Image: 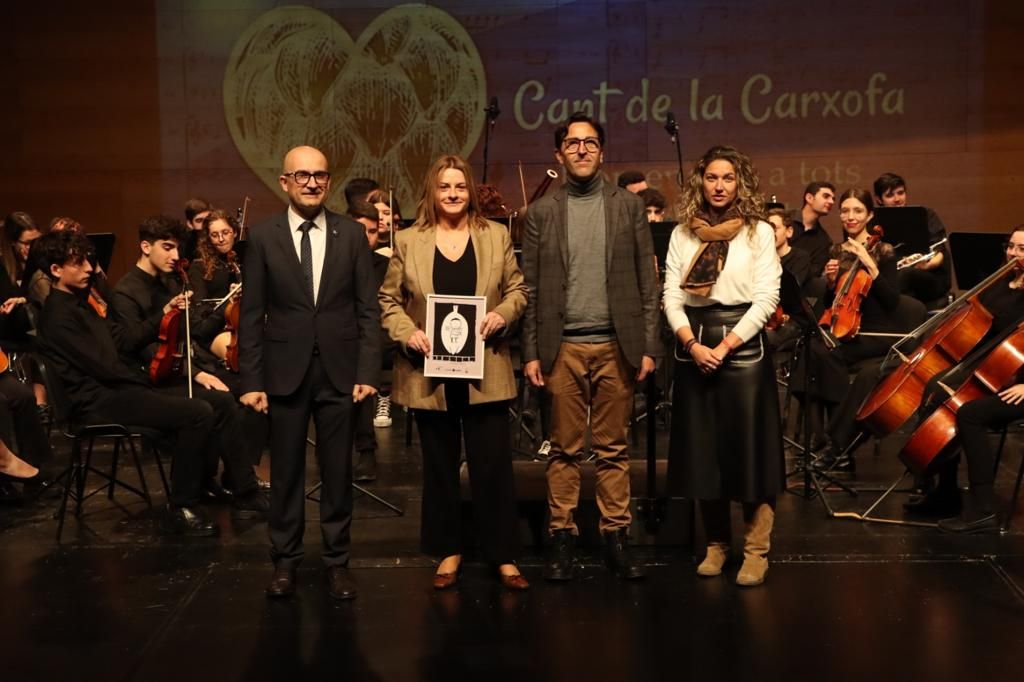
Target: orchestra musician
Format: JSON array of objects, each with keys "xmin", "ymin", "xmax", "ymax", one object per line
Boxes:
[
  {"xmin": 239, "ymin": 145, "xmax": 380, "ymax": 601},
  {"xmin": 663, "ymin": 145, "xmax": 782, "ymax": 587},
  {"xmin": 788, "ymin": 181, "xmax": 836, "ymax": 277},
  {"xmin": 794, "ymin": 188, "xmax": 901, "ymax": 472},
  {"xmin": 522, "ymin": 112, "xmax": 659, "ymax": 582},
  {"xmin": 379, "ymin": 154, "xmax": 529, "ymax": 590},
  {"xmin": 107, "ymin": 215, "xmax": 269, "ymax": 514},
  {"xmin": 902, "ymin": 226, "xmax": 1024, "ymax": 525},
  {"xmin": 35, "ymin": 230, "xmax": 224, "ymax": 535}
]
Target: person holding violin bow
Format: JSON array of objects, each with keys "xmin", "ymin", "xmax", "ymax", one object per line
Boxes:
[
  {"xmin": 107, "ymin": 215, "xmax": 269, "ymax": 515},
  {"xmin": 792, "ymin": 188, "xmax": 901, "ymax": 473}
]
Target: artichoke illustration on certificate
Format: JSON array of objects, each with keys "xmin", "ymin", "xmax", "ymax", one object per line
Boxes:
[{"xmin": 424, "ymin": 295, "xmax": 486, "ymax": 380}]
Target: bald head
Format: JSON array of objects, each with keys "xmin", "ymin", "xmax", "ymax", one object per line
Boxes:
[{"xmin": 279, "ymin": 145, "xmax": 331, "ymax": 218}]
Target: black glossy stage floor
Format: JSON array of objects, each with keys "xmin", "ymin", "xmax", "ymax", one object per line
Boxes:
[{"xmin": 2, "ymin": 411, "xmax": 1024, "ymax": 682}]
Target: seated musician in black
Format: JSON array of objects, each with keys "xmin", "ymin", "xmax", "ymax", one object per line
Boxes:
[
  {"xmin": 792, "ymin": 189, "xmax": 900, "ymax": 472},
  {"xmin": 904, "ymin": 226, "xmax": 1024, "ymax": 528},
  {"xmin": 874, "ymin": 172, "xmax": 951, "ymax": 305},
  {"xmin": 35, "ymin": 230, "xmax": 221, "ymax": 534},
  {"xmin": 108, "ymin": 215, "xmax": 268, "ymax": 510}
]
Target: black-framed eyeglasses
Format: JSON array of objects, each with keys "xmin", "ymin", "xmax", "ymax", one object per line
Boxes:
[
  {"xmin": 1006, "ymin": 242, "xmax": 1024, "ymax": 253},
  {"xmin": 284, "ymin": 170, "xmax": 331, "ymax": 186},
  {"xmin": 562, "ymin": 137, "xmax": 600, "ymax": 153}
]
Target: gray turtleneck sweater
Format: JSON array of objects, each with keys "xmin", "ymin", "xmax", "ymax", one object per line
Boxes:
[{"xmin": 564, "ymin": 175, "xmax": 614, "ymax": 343}]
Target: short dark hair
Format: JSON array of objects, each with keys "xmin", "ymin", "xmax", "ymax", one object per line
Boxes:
[
  {"xmin": 139, "ymin": 215, "xmax": 187, "ymax": 245},
  {"xmin": 766, "ymin": 207, "xmax": 794, "ymax": 228},
  {"xmin": 184, "ymin": 198, "xmax": 211, "ymax": 222},
  {"xmin": 873, "ymin": 172, "xmax": 906, "ymax": 199},
  {"xmin": 35, "ymin": 230, "xmax": 94, "ymax": 281},
  {"xmin": 347, "ymin": 199, "xmax": 379, "ymax": 223},
  {"xmin": 638, "ymin": 188, "xmax": 666, "ymax": 210},
  {"xmin": 802, "ymin": 181, "xmax": 836, "ymax": 205},
  {"xmin": 344, "ymin": 178, "xmax": 380, "ymax": 208},
  {"xmin": 554, "ymin": 112, "xmax": 606, "ymax": 149},
  {"xmin": 617, "ymin": 170, "xmax": 646, "ymax": 189}
]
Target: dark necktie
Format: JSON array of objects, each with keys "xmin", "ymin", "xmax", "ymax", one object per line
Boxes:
[{"xmin": 299, "ymin": 220, "xmax": 314, "ymax": 302}]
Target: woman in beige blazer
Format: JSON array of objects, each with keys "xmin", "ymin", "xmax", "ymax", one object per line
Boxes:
[{"xmin": 379, "ymin": 154, "xmax": 529, "ymax": 591}]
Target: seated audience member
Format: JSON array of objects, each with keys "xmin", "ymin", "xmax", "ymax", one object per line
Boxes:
[
  {"xmin": 638, "ymin": 188, "xmax": 668, "ymax": 223},
  {"xmin": 873, "ymin": 172, "xmax": 951, "ymax": 305},
  {"xmin": 617, "ymin": 170, "xmax": 648, "ymax": 193},
  {"xmin": 788, "ymin": 181, "xmax": 836, "ymax": 277}
]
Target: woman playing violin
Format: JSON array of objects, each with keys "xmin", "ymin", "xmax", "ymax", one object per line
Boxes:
[
  {"xmin": 189, "ymin": 209, "xmax": 242, "ymax": 302},
  {"xmin": 794, "ymin": 188, "xmax": 901, "ymax": 472}
]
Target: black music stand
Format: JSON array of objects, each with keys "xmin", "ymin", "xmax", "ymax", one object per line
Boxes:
[
  {"xmin": 304, "ymin": 437, "xmax": 403, "ymax": 516},
  {"xmin": 86, "ymin": 233, "xmax": 116, "ymax": 272},
  {"xmin": 949, "ymin": 231, "xmax": 1006, "ymax": 290},
  {"xmin": 871, "ymin": 207, "xmax": 930, "ymax": 260},
  {"xmin": 648, "ymin": 220, "xmax": 677, "ymax": 273},
  {"xmin": 778, "ymin": 270, "xmax": 856, "ymax": 500}
]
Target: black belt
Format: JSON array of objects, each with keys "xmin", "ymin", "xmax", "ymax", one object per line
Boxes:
[{"xmin": 563, "ymin": 327, "xmax": 614, "ymax": 337}]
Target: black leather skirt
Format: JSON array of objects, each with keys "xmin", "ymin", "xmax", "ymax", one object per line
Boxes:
[{"xmin": 667, "ymin": 304, "xmax": 785, "ymax": 501}]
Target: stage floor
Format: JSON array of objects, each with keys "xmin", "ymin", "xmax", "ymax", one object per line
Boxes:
[{"xmin": 2, "ymin": 413, "xmax": 1024, "ymax": 681}]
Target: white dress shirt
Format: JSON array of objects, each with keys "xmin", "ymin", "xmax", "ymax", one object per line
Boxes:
[
  {"xmin": 662, "ymin": 220, "xmax": 781, "ymax": 343},
  {"xmin": 287, "ymin": 205, "xmax": 327, "ymax": 305}
]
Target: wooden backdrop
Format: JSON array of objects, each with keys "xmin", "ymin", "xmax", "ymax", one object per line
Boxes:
[{"xmin": 0, "ymin": 0, "xmax": 1021, "ymax": 281}]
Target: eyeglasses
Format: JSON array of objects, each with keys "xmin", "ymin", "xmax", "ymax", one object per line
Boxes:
[
  {"xmin": 1006, "ymin": 242, "xmax": 1024, "ymax": 253},
  {"xmin": 208, "ymin": 229, "xmax": 235, "ymax": 242},
  {"xmin": 562, "ymin": 137, "xmax": 600, "ymax": 153},
  {"xmin": 284, "ymin": 170, "xmax": 331, "ymax": 186}
]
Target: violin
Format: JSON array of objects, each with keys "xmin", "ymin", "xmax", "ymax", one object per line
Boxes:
[
  {"xmin": 147, "ymin": 260, "xmax": 195, "ymax": 396},
  {"xmin": 900, "ymin": 320, "xmax": 1024, "ymax": 475},
  {"xmin": 819, "ymin": 226, "xmax": 884, "ymax": 341},
  {"xmin": 765, "ymin": 305, "xmax": 789, "ymax": 331}
]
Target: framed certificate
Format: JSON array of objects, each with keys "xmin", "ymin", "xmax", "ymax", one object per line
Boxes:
[{"xmin": 424, "ymin": 294, "xmax": 487, "ymax": 380}]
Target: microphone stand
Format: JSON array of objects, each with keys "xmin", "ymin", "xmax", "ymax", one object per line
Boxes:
[
  {"xmin": 482, "ymin": 98, "xmax": 500, "ymax": 183},
  {"xmin": 664, "ymin": 113, "xmax": 684, "ymax": 188}
]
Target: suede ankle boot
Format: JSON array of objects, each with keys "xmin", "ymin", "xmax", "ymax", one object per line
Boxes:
[
  {"xmin": 736, "ymin": 502, "xmax": 775, "ymax": 587},
  {"xmin": 697, "ymin": 499, "xmax": 732, "ymax": 577}
]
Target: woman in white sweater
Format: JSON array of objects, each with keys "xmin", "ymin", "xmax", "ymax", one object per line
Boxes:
[{"xmin": 662, "ymin": 145, "xmax": 783, "ymax": 587}]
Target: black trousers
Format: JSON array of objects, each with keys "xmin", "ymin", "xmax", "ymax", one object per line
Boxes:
[
  {"xmin": 268, "ymin": 354, "xmax": 354, "ymax": 569},
  {"xmin": 956, "ymin": 395, "xmax": 1024, "ymax": 486},
  {"xmin": 207, "ymin": 365, "xmax": 270, "ymax": 476},
  {"xmin": 0, "ymin": 373, "xmax": 52, "ymax": 467},
  {"xmin": 90, "ymin": 385, "xmax": 215, "ymax": 507},
  {"xmin": 415, "ymin": 384, "xmax": 519, "ymax": 563},
  {"xmin": 353, "ymin": 391, "xmax": 377, "ymax": 454}
]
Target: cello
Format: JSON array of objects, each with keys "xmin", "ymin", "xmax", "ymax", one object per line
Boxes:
[
  {"xmin": 900, "ymin": 320, "xmax": 1024, "ymax": 475},
  {"xmin": 856, "ymin": 256, "xmax": 1023, "ymax": 437},
  {"xmin": 818, "ymin": 226, "xmax": 883, "ymax": 340}
]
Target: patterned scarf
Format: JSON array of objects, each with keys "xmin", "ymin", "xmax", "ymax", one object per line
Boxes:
[{"xmin": 681, "ymin": 207, "xmax": 745, "ymax": 296}]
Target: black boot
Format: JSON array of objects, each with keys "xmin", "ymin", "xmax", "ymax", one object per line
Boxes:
[
  {"xmin": 937, "ymin": 484, "xmax": 998, "ymax": 533},
  {"xmin": 603, "ymin": 528, "xmax": 646, "ymax": 580},
  {"xmin": 544, "ymin": 529, "xmax": 576, "ymax": 581}
]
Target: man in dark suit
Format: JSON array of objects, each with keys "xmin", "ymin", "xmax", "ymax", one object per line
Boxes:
[
  {"xmin": 522, "ymin": 112, "xmax": 661, "ymax": 581},
  {"xmin": 239, "ymin": 145, "xmax": 381, "ymax": 600}
]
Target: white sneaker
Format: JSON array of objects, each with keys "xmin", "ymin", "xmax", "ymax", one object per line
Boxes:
[{"xmin": 373, "ymin": 394, "xmax": 392, "ymax": 428}]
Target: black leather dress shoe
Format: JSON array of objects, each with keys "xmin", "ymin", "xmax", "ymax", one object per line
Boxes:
[
  {"xmin": 201, "ymin": 479, "xmax": 234, "ymax": 503},
  {"xmin": 326, "ymin": 566, "xmax": 358, "ymax": 600},
  {"xmin": 266, "ymin": 567, "xmax": 296, "ymax": 598},
  {"xmin": 232, "ymin": 489, "xmax": 270, "ymax": 519},
  {"xmin": 255, "ymin": 476, "xmax": 271, "ymax": 491},
  {"xmin": 937, "ymin": 512, "xmax": 999, "ymax": 534},
  {"xmin": 164, "ymin": 505, "xmax": 218, "ymax": 537}
]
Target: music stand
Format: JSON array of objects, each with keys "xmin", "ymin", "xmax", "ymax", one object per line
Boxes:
[
  {"xmin": 871, "ymin": 207, "xmax": 930, "ymax": 259},
  {"xmin": 304, "ymin": 437, "xmax": 403, "ymax": 516},
  {"xmin": 777, "ymin": 270, "xmax": 856, "ymax": 500},
  {"xmin": 949, "ymin": 231, "xmax": 1006, "ymax": 290},
  {"xmin": 86, "ymin": 233, "xmax": 116, "ymax": 272},
  {"xmin": 648, "ymin": 220, "xmax": 677, "ymax": 272}
]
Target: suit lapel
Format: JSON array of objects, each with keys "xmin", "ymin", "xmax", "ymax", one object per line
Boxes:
[
  {"xmin": 273, "ymin": 217, "xmax": 313, "ymax": 307},
  {"xmin": 604, "ymin": 184, "xmax": 617, "ymax": 274},
  {"xmin": 411, "ymin": 226, "xmax": 435, "ymax": 299},
  {"xmin": 554, "ymin": 189, "xmax": 569, "ymax": 273},
  {"xmin": 472, "ymin": 225, "xmax": 491, "ymax": 297}
]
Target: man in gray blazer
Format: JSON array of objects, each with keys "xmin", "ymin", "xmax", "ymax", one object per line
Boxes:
[{"xmin": 522, "ymin": 112, "xmax": 660, "ymax": 581}]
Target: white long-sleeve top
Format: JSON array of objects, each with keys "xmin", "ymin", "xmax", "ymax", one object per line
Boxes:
[{"xmin": 662, "ymin": 220, "xmax": 781, "ymax": 343}]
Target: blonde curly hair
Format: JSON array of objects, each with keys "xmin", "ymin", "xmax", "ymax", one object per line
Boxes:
[{"xmin": 676, "ymin": 145, "xmax": 765, "ymax": 233}]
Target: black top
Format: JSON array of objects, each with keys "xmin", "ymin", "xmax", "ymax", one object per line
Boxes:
[
  {"xmin": 188, "ymin": 256, "xmax": 239, "ymax": 302},
  {"xmin": 37, "ymin": 288, "xmax": 148, "ymax": 413},
  {"xmin": 433, "ymin": 239, "xmax": 476, "ymax": 296},
  {"xmin": 781, "ymin": 247, "xmax": 812, "ymax": 290},
  {"xmin": 978, "ymin": 273, "xmax": 1024, "ymax": 338},
  {"xmin": 924, "ymin": 206, "xmax": 952, "ymax": 289},
  {"xmin": 789, "ymin": 214, "xmax": 833, "ymax": 277}
]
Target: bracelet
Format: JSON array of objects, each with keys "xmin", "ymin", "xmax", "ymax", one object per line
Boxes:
[{"xmin": 684, "ymin": 338, "xmax": 697, "ymax": 354}]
